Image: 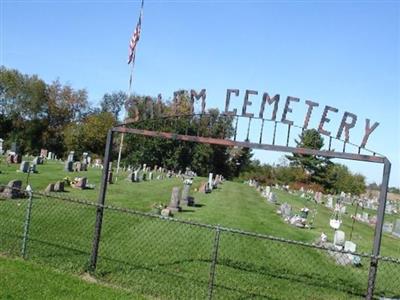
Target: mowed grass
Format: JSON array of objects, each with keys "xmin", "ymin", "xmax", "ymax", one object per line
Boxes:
[
  {"xmin": 1, "ymin": 158, "xmax": 399, "ymax": 299},
  {"xmin": 0, "ymin": 255, "xmax": 146, "ymax": 299}
]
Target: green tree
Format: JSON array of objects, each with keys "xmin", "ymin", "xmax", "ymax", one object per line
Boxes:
[
  {"xmin": 100, "ymin": 91, "xmax": 127, "ymax": 121},
  {"xmin": 63, "ymin": 111, "xmax": 116, "ymax": 157},
  {"xmin": 325, "ymin": 164, "xmax": 366, "ymax": 195},
  {"xmin": 287, "ymin": 129, "xmax": 332, "ymax": 186}
]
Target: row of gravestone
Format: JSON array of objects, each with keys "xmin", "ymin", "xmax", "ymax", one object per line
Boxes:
[
  {"xmin": 65, "ymin": 161, "xmax": 88, "ymax": 172},
  {"xmin": 0, "ymin": 180, "xmax": 25, "ymax": 199},
  {"xmin": 161, "ymin": 180, "xmax": 195, "ymax": 217},
  {"xmin": 45, "ymin": 177, "xmax": 90, "ymax": 193},
  {"xmin": 257, "ymin": 184, "xmax": 361, "ymax": 265},
  {"xmin": 382, "ymin": 219, "xmax": 400, "ymax": 238}
]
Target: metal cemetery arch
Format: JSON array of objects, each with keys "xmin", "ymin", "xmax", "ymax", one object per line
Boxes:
[{"xmin": 89, "ymin": 113, "xmax": 391, "ymax": 300}]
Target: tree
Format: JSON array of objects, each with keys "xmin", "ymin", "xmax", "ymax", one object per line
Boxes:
[
  {"xmin": 100, "ymin": 91, "xmax": 127, "ymax": 121},
  {"xmin": 122, "ymin": 92, "xmax": 236, "ymax": 177},
  {"xmin": 325, "ymin": 164, "xmax": 366, "ymax": 195},
  {"xmin": 63, "ymin": 111, "xmax": 116, "ymax": 157},
  {"xmin": 287, "ymin": 129, "xmax": 332, "ymax": 186}
]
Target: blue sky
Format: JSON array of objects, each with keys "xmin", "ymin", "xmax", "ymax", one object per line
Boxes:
[{"xmin": 1, "ymin": 0, "xmax": 399, "ymax": 186}]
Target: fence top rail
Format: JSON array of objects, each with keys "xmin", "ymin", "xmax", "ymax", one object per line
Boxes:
[
  {"xmin": 3, "ymin": 185, "xmax": 399, "ymax": 262},
  {"xmin": 114, "ymin": 113, "xmax": 387, "ymax": 160}
]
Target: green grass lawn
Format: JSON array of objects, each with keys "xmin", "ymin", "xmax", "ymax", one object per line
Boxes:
[
  {"xmin": 0, "ymin": 255, "xmax": 146, "ymax": 299},
  {"xmin": 1, "ymin": 159, "xmax": 399, "ymax": 299}
]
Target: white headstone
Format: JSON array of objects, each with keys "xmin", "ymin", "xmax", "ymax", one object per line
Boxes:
[
  {"xmin": 327, "ymin": 196, "xmax": 333, "ymax": 208},
  {"xmin": 383, "ymin": 223, "xmax": 393, "ymax": 233},
  {"xmin": 268, "ymin": 192, "xmax": 277, "ymax": 204},
  {"xmin": 344, "ymin": 241, "xmax": 356, "ymax": 252},
  {"xmin": 266, "ymin": 186, "xmax": 271, "ymax": 196},
  {"xmin": 334, "ymin": 230, "xmax": 345, "ymax": 246},
  {"xmin": 392, "ymin": 219, "xmax": 400, "ymax": 238},
  {"xmin": 208, "ymin": 173, "xmax": 213, "ymax": 189}
]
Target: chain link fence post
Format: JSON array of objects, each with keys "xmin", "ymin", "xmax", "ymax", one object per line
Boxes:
[
  {"xmin": 366, "ymin": 159, "xmax": 391, "ymax": 299},
  {"xmin": 208, "ymin": 225, "xmax": 221, "ymax": 300},
  {"xmin": 21, "ymin": 185, "xmax": 33, "ymax": 259},
  {"xmin": 88, "ymin": 129, "xmax": 114, "ymax": 273}
]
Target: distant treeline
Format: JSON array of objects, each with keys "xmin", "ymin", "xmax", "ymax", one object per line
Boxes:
[
  {"xmin": 1, "ymin": 66, "xmax": 384, "ymax": 193},
  {"xmin": 0, "ymin": 67, "xmax": 252, "ymax": 178}
]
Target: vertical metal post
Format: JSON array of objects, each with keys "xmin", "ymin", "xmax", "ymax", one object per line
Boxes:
[
  {"xmin": 366, "ymin": 158, "xmax": 391, "ymax": 299},
  {"xmin": 208, "ymin": 226, "xmax": 221, "ymax": 300},
  {"xmin": 88, "ymin": 129, "xmax": 114, "ymax": 272},
  {"xmin": 233, "ymin": 116, "xmax": 239, "ymax": 141},
  {"xmin": 21, "ymin": 189, "xmax": 33, "ymax": 259},
  {"xmin": 272, "ymin": 121, "xmax": 277, "ymax": 145}
]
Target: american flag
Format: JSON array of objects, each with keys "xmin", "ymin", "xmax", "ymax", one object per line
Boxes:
[{"xmin": 127, "ymin": 1, "xmax": 143, "ymax": 65}]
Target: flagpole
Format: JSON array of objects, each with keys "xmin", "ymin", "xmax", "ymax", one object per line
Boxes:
[
  {"xmin": 116, "ymin": 0, "xmax": 143, "ymax": 179},
  {"xmin": 116, "ymin": 56, "xmax": 135, "ymax": 178}
]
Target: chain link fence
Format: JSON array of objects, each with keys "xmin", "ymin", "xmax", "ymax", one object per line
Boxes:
[{"xmin": 1, "ymin": 186, "xmax": 399, "ymax": 299}]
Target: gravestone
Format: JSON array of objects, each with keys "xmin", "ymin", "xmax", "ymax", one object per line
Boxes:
[
  {"xmin": 65, "ymin": 161, "xmax": 73, "ymax": 172},
  {"xmin": 40, "ymin": 149, "xmax": 48, "ymax": 158},
  {"xmin": 0, "ymin": 138, "xmax": 3, "ymax": 155},
  {"xmin": 67, "ymin": 151, "xmax": 75, "ymax": 162},
  {"xmin": 198, "ymin": 182, "xmax": 207, "ymax": 193},
  {"xmin": 30, "ymin": 163, "xmax": 37, "ymax": 173},
  {"xmin": 148, "ymin": 172, "xmax": 153, "ymax": 180},
  {"xmin": 181, "ymin": 179, "xmax": 194, "ymax": 206},
  {"xmin": 168, "ymin": 187, "xmax": 181, "ymax": 213},
  {"xmin": 11, "ymin": 142, "xmax": 19, "ymax": 154},
  {"xmin": 382, "ymin": 222, "xmax": 393, "ymax": 233},
  {"xmin": 133, "ymin": 170, "xmax": 139, "ymax": 182},
  {"xmin": 0, "ymin": 180, "xmax": 22, "ymax": 199},
  {"xmin": 33, "ymin": 156, "xmax": 43, "ymax": 165},
  {"xmin": 268, "ymin": 192, "xmax": 277, "ymax": 204},
  {"xmin": 326, "ymin": 196, "xmax": 333, "ymax": 208},
  {"xmin": 265, "ymin": 186, "xmax": 271, "ymax": 197},
  {"xmin": 19, "ymin": 161, "xmax": 30, "ymax": 173},
  {"xmin": 392, "ymin": 219, "xmax": 400, "ymax": 238},
  {"xmin": 93, "ymin": 159, "xmax": 102, "ymax": 168},
  {"xmin": 385, "ymin": 203, "xmax": 392, "ymax": 214},
  {"xmin": 82, "ymin": 152, "xmax": 89, "ymax": 164},
  {"xmin": 344, "ymin": 241, "xmax": 356, "ymax": 253},
  {"xmin": 161, "ymin": 208, "xmax": 172, "ymax": 217},
  {"xmin": 6, "ymin": 155, "xmax": 13, "ymax": 164},
  {"xmin": 280, "ymin": 203, "xmax": 292, "ymax": 218},
  {"xmin": 108, "ymin": 171, "xmax": 113, "ymax": 184},
  {"xmin": 334, "ymin": 230, "xmax": 346, "ymax": 247},
  {"xmin": 54, "ymin": 181, "xmax": 65, "ymax": 192},
  {"xmin": 13, "ymin": 154, "xmax": 22, "ymax": 164},
  {"xmin": 45, "ymin": 183, "xmax": 55, "ymax": 193},
  {"xmin": 73, "ymin": 177, "xmax": 87, "ymax": 189},
  {"xmin": 314, "ymin": 192, "xmax": 322, "ymax": 203},
  {"xmin": 208, "ymin": 173, "xmax": 213, "ymax": 191},
  {"xmin": 47, "ymin": 151, "xmax": 52, "ymax": 160}
]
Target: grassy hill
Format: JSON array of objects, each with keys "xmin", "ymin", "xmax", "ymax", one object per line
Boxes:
[
  {"xmin": 1, "ymin": 159, "xmax": 399, "ymax": 299},
  {"xmin": 0, "ymin": 255, "xmax": 145, "ymax": 299}
]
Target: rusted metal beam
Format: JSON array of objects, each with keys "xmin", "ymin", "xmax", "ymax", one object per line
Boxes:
[{"xmin": 112, "ymin": 126, "xmax": 386, "ymax": 164}]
